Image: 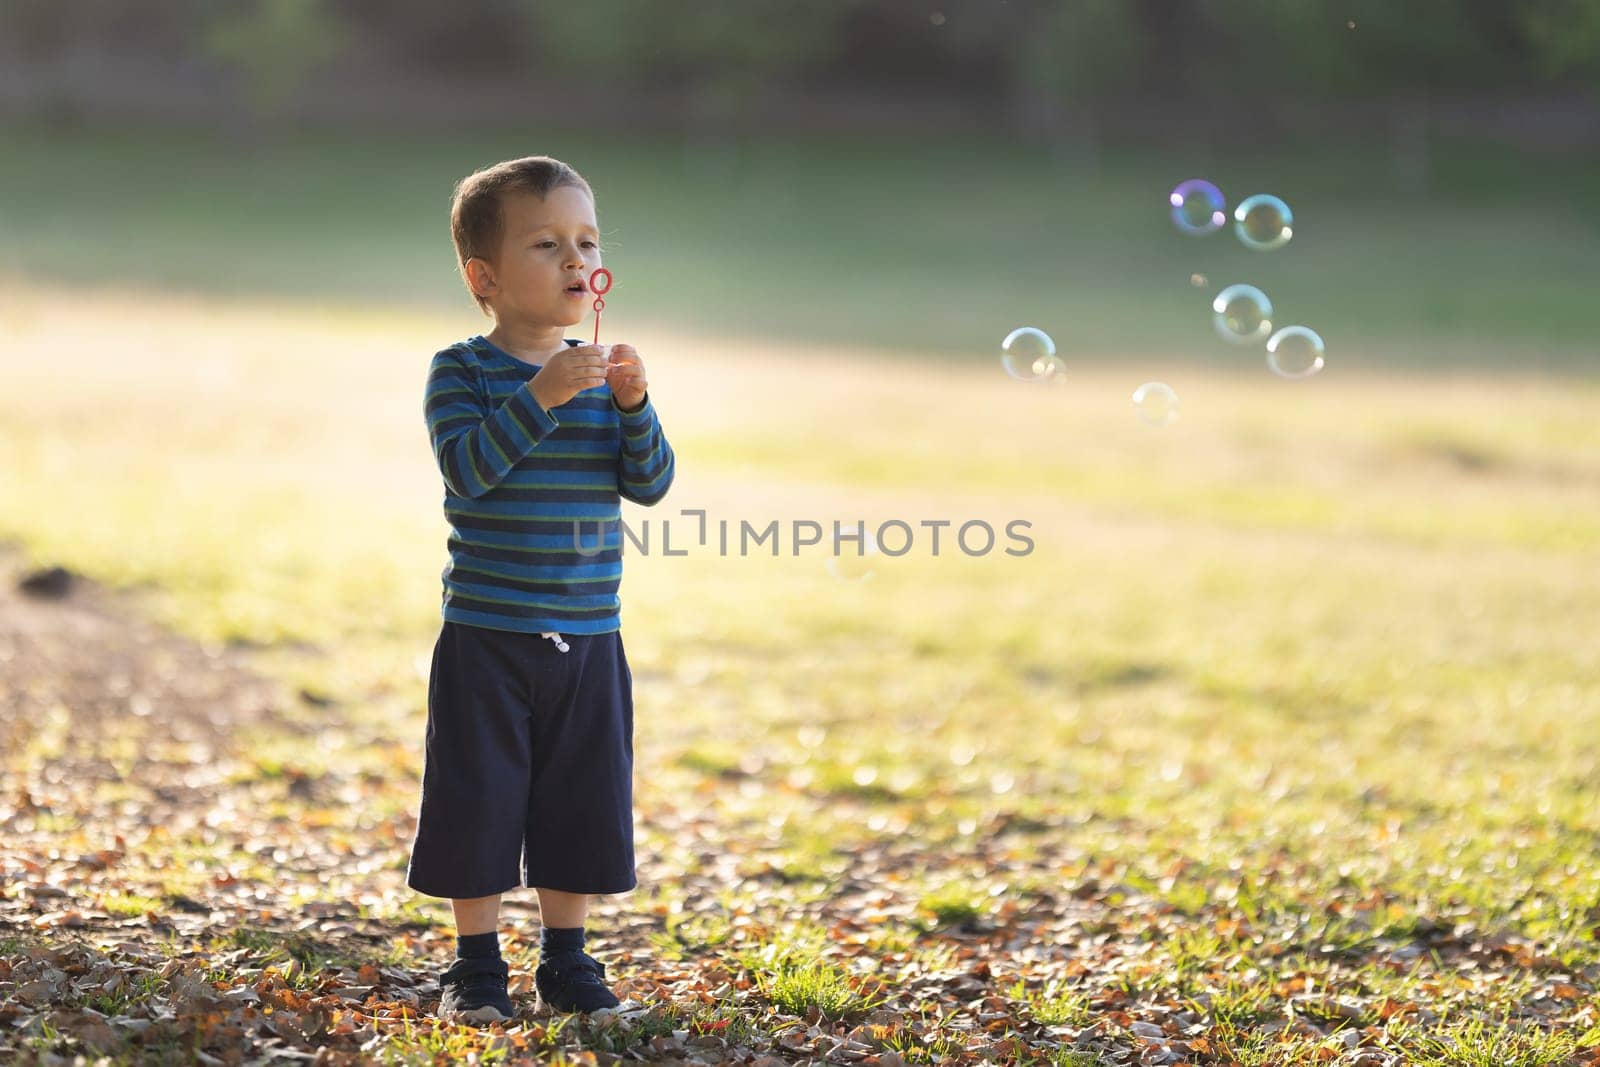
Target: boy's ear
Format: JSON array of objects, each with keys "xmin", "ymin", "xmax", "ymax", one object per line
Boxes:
[{"xmin": 465, "ymin": 256, "xmax": 497, "ymax": 299}]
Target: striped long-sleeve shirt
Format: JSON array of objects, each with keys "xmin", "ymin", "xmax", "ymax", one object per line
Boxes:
[{"xmin": 424, "ymin": 333, "xmax": 675, "ymax": 635}]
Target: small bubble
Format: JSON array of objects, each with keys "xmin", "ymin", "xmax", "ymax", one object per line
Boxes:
[
  {"xmin": 1132, "ymin": 382, "xmax": 1179, "ymax": 426},
  {"xmin": 824, "ymin": 522, "xmax": 879, "ymax": 583},
  {"xmin": 930, "ymin": 10, "xmax": 946, "ymax": 25},
  {"xmin": 1190, "ymin": 273, "xmax": 1207, "ymax": 288}
]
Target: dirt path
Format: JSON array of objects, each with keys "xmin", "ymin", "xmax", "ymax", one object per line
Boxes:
[
  {"xmin": 0, "ymin": 540, "xmax": 288, "ymax": 760},
  {"xmin": 0, "ymin": 542, "xmax": 448, "ymax": 1062}
]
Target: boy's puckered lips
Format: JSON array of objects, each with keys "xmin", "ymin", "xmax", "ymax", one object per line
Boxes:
[{"xmin": 564, "ymin": 278, "xmax": 588, "ymax": 297}]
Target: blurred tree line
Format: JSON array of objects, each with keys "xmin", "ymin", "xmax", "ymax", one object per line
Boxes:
[{"xmin": 3, "ymin": 0, "xmax": 1598, "ymax": 141}]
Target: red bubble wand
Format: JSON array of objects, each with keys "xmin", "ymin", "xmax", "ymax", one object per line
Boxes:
[{"xmin": 588, "ymin": 267, "xmax": 613, "ymax": 345}]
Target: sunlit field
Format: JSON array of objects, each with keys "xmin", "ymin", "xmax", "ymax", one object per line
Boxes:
[
  {"xmin": 4, "ymin": 121, "xmax": 1599, "ymax": 368},
  {"xmin": 5, "ymin": 264, "xmax": 1600, "ymax": 1061}
]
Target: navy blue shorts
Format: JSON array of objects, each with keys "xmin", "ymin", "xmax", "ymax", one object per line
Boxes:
[{"xmin": 405, "ymin": 620, "xmax": 637, "ymax": 899}]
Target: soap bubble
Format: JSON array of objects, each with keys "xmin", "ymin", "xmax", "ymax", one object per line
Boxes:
[
  {"xmin": 1169, "ymin": 179, "xmax": 1226, "ymax": 236},
  {"xmin": 825, "ymin": 522, "xmax": 879, "ymax": 582},
  {"xmin": 1001, "ymin": 326, "xmax": 1065, "ymax": 384},
  {"xmin": 1266, "ymin": 325, "xmax": 1326, "ymax": 379},
  {"xmin": 1132, "ymin": 382, "xmax": 1179, "ymax": 426},
  {"xmin": 1211, "ymin": 284, "xmax": 1273, "ymax": 345},
  {"xmin": 1190, "ymin": 273, "xmax": 1208, "ymax": 288},
  {"xmin": 1234, "ymin": 194, "xmax": 1294, "ymax": 251}
]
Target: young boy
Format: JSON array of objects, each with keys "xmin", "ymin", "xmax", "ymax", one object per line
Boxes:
[{"xmin": 405, "ymin": 155, "xmax": 675, "ymax": 1023}]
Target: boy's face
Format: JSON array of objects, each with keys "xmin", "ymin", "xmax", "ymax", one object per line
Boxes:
[{"xmin": 472, "ymin": 185, "xmax": 602, "ymax": 326}]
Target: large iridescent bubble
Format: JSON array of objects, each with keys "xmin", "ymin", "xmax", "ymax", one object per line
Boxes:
[
  {"xmin": 1169, "ymin": 179, "xmax": 1226, "ymax": 236},
  {"xmin": 1000, "ymin": 326, "xmax": 1065, "ymax": 384},
  {"xmin": 1211, "ymin": 284, "xmax": 1274, "ymax": 345},
  {"xmin": 1234, "ymin": 194, "xmax": 1294, "ymax": 251},
  {"xmin": 1266, "ymin": 325, "xmax": 1325, "ymax": 379}
]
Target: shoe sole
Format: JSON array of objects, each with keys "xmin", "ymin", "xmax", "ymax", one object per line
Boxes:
[
  {"xmin": 534, "ymin": 993, "xmax": 619, "ymax": 1017},
  {"xmin": 442, "ymin": 1003, "xmax": 514, "ymax": 1024}
]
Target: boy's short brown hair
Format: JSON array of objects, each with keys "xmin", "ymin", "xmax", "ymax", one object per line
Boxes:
[{"xmin": 449, "ymin": 156, "xmax": 594, "ymax": 315}]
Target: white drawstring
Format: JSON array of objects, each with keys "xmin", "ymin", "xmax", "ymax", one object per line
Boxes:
[{"xmin": 540, "ymin": 631, "xmax": 570, "ymax": 653}]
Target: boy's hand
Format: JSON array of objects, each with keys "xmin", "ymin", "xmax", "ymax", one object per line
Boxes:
[
  {"xmin": 606, "ymin": 344, "xmax": 649, "ymax": 412},
  {"xmin": 528, "ymin": 345, "xmax": 609, "ymax": 411}
]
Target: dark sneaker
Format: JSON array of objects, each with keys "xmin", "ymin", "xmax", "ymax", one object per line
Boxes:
[
  {"xmin": 535, "ymin": 950, "xmax": 621, "ymax": 1014},
  {"xmin": 437, "ymin": 955, "xmax": 515, "ymax": 1024}
]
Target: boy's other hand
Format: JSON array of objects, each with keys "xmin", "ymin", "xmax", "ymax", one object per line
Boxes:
[
  {"xmin": 529, "ymin": 345, "xmax": 610, "ymax": 411},
  {"xmin": 605, "ymin": 344, "xmax": 649, "ymax": 412}
]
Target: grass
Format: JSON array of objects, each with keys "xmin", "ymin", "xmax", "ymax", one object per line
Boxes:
[
  {"xmin": 1402, "ymin": 1015, "xmax": 1595, "ymax": 1066},
  {"xmin": 1192, "ymin": 974, "xmax": 1277, "ymax": 1028},
  {"xmin": 756, "ymin": 958, "xmax": 880, "ymax": 1018},
  {"xmin": 98, "ymin": 891, "xmax": 164, "ymax": 918},
  {"xmin": 917, "ymin": 885, "xmax": 986, "ymax": 928},
  {"xmin": 1008, "ymin": 978, "xmax": 1095, "ymax": 1027},
  {"xmin": 652, "ymin": 908, "xmax": 736, "ymax": 960},
  {"xmin": 0, "ymin": 119, "xmax": 1597, "ymax": 369}
]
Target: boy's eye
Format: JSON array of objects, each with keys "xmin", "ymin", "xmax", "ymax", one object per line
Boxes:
[{"xmin": 536, "ymin": 240, "xmax": 600, "ymax": 249}]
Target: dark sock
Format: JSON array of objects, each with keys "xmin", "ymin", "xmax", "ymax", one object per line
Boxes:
[
  {"xmin": 540, "ymin": 924, "xmax": 585, "ymax": 962},
  {"xmin": 456, "ymin": 930, "xmax": 501, "ymax": 960}
]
